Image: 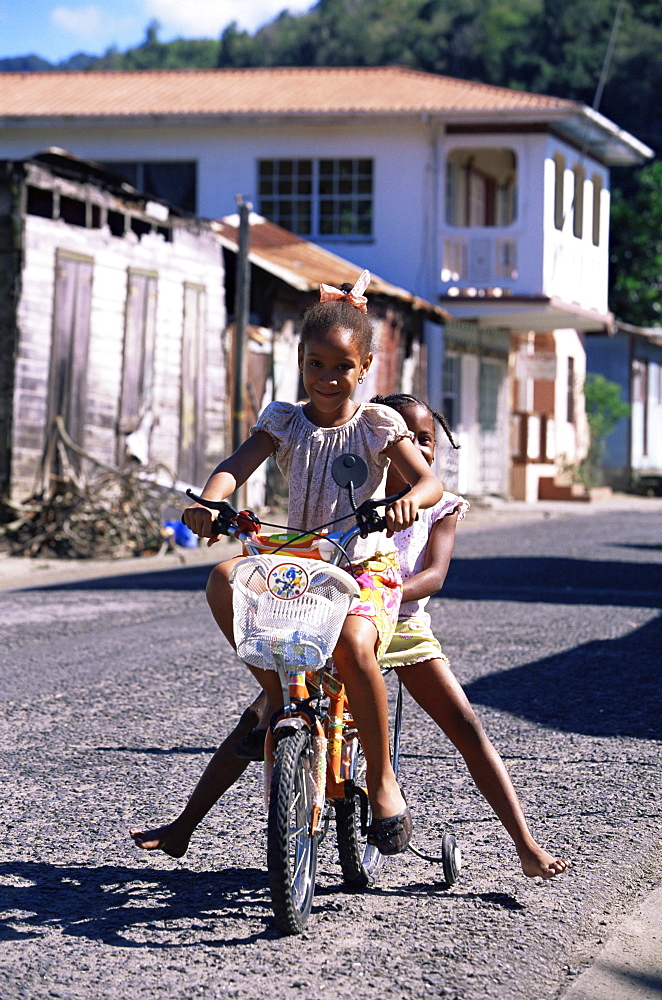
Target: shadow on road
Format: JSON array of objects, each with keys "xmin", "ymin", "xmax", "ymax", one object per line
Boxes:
[
  {"xmin": 442, "ymin": 555, "xmax": 661, "ymax": 608},
  {"xmin": 93, "ymin": 744, "xmax": 217, "ymax": 755},
  {"xmin": 0, "ymin": 861, "xmax": 273, "ymax": 946},
  {"xmin": 463, "ymin": 615, "xmax": 662, "ymax": 741}
]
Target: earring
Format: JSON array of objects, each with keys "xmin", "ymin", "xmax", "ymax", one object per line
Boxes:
[{"xmin": 358, "ymin": 376, "xmax": 364, "ymax": 384}]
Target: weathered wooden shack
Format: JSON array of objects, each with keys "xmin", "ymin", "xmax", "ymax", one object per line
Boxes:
[{"xmin": 0, "ymin": 149, "xmax": 226, "ymax": 506}]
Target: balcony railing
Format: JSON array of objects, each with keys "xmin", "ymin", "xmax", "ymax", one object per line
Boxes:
[
  {"xmin": 441, "ymin": 231, "xmax": 607, "ymax": 311},
  {"xmin": 442, "ymin": 235, "xmax": 518, "ymax": 288}
]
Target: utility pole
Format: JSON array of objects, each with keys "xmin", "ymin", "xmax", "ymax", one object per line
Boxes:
[{"xmin": 232, "ymin": 194, "xmax": 252, "ymax": 510}]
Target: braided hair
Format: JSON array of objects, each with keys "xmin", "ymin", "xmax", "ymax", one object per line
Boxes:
[{"xmin": 371, "ymin": 392, "xmax": 459, "ymax": 449}]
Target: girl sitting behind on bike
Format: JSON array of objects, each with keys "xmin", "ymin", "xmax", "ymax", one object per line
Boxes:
[
  {"xmin": 372, "ymin": 393, "xmax": 569, "ymax": 878},
  {"xmin": 179, "ymin": 271, "xmax": 443, "ymax": 855}
]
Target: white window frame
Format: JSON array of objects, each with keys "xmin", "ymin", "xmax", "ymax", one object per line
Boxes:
[{"xmin": 257, "ymin": 158, "xmax": 373, "ymax": 240}]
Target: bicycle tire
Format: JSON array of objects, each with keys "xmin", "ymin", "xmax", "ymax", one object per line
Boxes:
[
  {"xmin": 335, "ymin": 738, "xmax": 385, "ymax": 887},
  {"xmin": 267, "ymin": 728, "xmax": 318, "ymax": 934},
  {"xmin": 441, "ymin": 831, "xmax": 462, "ymax": 886}
]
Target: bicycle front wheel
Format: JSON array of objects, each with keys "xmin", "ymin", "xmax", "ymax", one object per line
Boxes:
[{"xmin": 267, "ymin": 728, "xmax": 318, "ymax": 934}]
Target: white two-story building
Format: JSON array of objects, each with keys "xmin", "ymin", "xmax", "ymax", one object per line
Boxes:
[{"xmin": 0, "ymin": 66, "xmax": 651, "ymax": 498}]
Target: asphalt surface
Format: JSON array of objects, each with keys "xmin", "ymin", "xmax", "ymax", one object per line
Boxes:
[{"xmin": 0, "ymin": 492, "xmax": 660, "ymax": 1000}]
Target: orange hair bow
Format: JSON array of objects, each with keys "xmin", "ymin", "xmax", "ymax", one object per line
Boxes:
[{"xmin": 319, "ymin": 269, "xmax": 370, "ymax": 312}]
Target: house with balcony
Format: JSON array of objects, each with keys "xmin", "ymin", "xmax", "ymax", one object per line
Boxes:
[{"xmin": 0, "ymin": 66, "xmax": 651, "ymax": 498}]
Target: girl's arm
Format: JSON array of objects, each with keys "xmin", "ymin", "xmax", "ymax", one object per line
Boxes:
[
  {"xmin": 401, "ymin": 512, "xmax": 458, "ymax": 605},
  {"xmin": 382, "ymin": 436, "xmax": 444, "ymax": 533},
  {"xmin": 182, "ymin": 430, "xmax": 275, "ymax": 538}
]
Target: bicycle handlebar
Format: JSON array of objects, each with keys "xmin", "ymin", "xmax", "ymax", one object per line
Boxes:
[{"xmin": 184, "ymin": 482, "xmax": 412, "ymax": 545}]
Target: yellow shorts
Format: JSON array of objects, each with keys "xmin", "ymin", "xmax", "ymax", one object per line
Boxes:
[
  {"xmin": 378, "ymin": 616, "xmax": 450, "ymax": 670},
  {"xmin": 347, "ymin": 551, "xmax": 402, "ymax": 658}
]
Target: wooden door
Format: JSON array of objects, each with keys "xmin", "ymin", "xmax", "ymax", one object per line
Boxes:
[
  {"xmin": 179, "ymin": 283, "xmax": 206, "ymax": 486},
  {"xmin": 118, "ymin": 270, "xmax": 158, "ymax": 461},
  {"xmin": 48, "ymin": 252, "xmax": 94, "ymax": 464}
]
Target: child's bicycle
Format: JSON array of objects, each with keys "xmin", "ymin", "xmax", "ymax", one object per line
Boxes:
[{"xmin": 186, "ymin": 453, "xmax": 460, "ymax": 935}]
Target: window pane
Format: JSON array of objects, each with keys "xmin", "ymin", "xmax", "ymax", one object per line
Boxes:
[
  {"xmin": 142, "ymin": 161, "xmax": 197, "ymax": 213},
  {"xmin": 315, "ymin": 159, "xmax": 373, "ymax": 237},
  {"xmin": 260, "ymin": 158, "xmax": 372, "ymax": 238},
  {"xmin": 258, "ymin": 159, "xmax": 313, "ymax": 234}
]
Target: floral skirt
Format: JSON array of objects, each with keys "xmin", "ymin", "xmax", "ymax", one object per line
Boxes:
[{"xmin": 347, "ymin": 551, "xmax": 402, "ymax": 658}]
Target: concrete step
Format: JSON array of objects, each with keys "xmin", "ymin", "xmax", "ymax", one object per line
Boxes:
[{"xmin": 538, "ymin": 477, "xmax": 613, "ymax": 502}]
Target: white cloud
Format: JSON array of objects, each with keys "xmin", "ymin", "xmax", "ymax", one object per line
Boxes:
[
  {"xmin": 51, "ymin": 5, "xmax": 103, "ymax": 40},
  {"xmin": 50, "ymin": 5, "xmax": 140, "ymax": 43},
  {"xmin": 144, "ymin": 0, "xmax": 314, "ymax": 37}
]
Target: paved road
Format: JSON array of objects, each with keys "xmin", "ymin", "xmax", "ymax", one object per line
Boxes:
[{"xmin": 0, "ymin": 496, "xmax": 660, "ymax": 1000}]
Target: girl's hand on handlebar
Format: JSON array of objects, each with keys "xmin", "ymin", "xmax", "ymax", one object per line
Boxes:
[
  {"xmin": 384, "ymin": 496, "xmax": 420, "ymax": 536},
  {"xmin": 181, "ymin": 503, "xmax": 222, "ymax": 545}
]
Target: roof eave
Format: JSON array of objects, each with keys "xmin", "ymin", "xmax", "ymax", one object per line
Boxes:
[{"xmin": 439, "ymin": 294, "xmax": 615, "ymax": 333}]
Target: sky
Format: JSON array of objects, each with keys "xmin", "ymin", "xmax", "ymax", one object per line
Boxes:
[{"xmin": 0, "ymin": 0, "xmax": 316, "ymax": 63}]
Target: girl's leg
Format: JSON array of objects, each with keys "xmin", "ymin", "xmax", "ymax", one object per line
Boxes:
[
  {"xmin": 206, "ymin": 559, "xmax": 283, "ymax": 725},
  {"xmin": 396, "ymin": 658, "xmax": 569, "ymax": 879},
  {"xmin": 130, "ymin": 692, "xmax": 265, "ymax": 857},
  {"xmin": 333, "ymin": 616, "xmax": 406, "ymax": 820}
]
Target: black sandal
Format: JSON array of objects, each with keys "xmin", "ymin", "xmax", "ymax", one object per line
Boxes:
[
  {"xmin": 233, "ymin": 727, "xmax": 267, "ymax": 761},
  {"xmin": 366, "ymin": 805, "xmax": 412, "ymax": 856}
]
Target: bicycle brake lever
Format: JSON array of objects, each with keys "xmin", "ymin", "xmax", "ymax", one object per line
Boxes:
[{"xmin": 185, "ymin": 489, "xmax": 240, "ymax": 536}]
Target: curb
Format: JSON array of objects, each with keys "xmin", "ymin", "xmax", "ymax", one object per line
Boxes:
[{"xmin": 560, "ymin": 886, "xmax": 662, "ymax": 1000}]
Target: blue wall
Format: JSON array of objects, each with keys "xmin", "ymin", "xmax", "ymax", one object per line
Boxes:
[{"xmin": 584, "ymin": 333, "xmax": 630, "ymax": 469}]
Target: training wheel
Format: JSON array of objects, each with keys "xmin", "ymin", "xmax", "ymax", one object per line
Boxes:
[{"xmin": 441, "ymin": 831, "xmax": 461, "ymax": 886}]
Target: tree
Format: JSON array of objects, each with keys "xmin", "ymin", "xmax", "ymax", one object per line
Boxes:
[
  {"xmin": 609, "ymin": 161, "xmax": 662, "ymax": 328},
  {"xmin": 580, "ymin": 374, "xmax": 630, "ymax": 487}
]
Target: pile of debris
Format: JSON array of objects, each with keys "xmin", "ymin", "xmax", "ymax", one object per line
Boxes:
[{"xmin": 0, "ymin": 419, "xmax": 186, "ymax": 560}]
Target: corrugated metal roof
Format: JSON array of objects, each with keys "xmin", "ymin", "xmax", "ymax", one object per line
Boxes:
[
  {"xmin": 0, "ymin": 66, "xmax": 574, "ymax": 117},
  {"xmin": 213, "ymin": 213, "xmax": 450, "ymax": 321}
]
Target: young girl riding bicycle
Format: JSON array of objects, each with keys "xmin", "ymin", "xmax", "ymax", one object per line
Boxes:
[
  {"xmin": 172, "ymin": 271, "xmax": 443, "ymax": 854},
  {"xmin": 131, "ymin": 275, "xmax": 569, "ymax": 877}
]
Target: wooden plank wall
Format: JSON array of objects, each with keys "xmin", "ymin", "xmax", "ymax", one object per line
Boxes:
[{"xmin": 9, "ymin": 186, "xmax": 226, "ymax": 502}]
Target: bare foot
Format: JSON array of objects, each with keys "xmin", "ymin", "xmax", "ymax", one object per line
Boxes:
[
  {"xmin": 129, "ymin": 822, "xmax": 191, "ymax": 859},
  {"xmin": 519, "ymin": 844, "xmax": 570, "ymax": 879}
]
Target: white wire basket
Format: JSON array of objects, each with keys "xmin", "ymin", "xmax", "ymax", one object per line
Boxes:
[{"xmin": 229, "ymin": 555, "xmax": 361, "ymax": 671}]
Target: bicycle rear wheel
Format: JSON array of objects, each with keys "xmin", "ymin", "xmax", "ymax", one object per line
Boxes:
[
  {"xmin": 267, "ymin": 728, "xmax": 318, "ymax": 934},
  {"xmin": 335, "ymin": 737, "xmax": 385, "ymax": 887}
]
